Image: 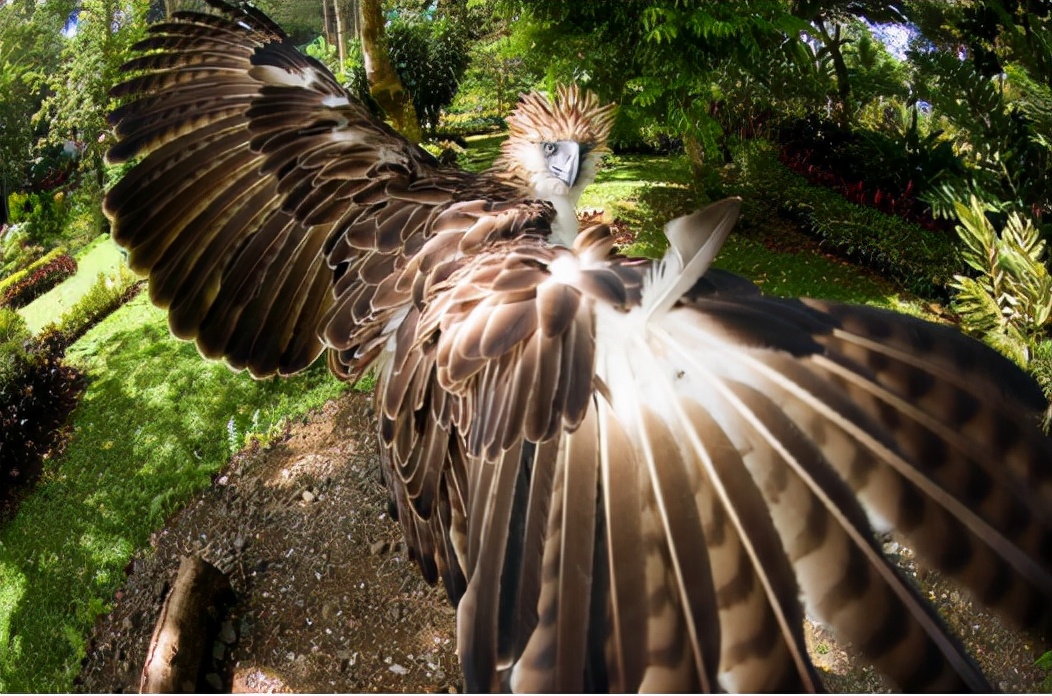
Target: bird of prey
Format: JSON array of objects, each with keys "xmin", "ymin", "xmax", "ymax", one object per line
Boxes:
[{"xmin": 104, "ymin": 2, "xmax": 1052, "ymax": 692}]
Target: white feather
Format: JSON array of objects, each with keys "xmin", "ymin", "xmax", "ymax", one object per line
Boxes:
[{"xmin": 641, "ymin": 199, "xmax": 741, "ymax": 323}]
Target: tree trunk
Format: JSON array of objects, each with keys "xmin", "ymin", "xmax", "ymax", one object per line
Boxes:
[
  {"xmin": 334, "ymin": 0, "xmax": 347, "ymax": 74},
  {"xmin": 346, "ymin": 0, "xmax": 359, "ymax": 41},
  {"xmin": 140, "ymin": 556, "xmax": 234, "ymax": 694},
  {"xmin": 683, "ymin": 132, "xmax": 707, "ymax": 180},
  {"xmin": 815, "ymin": 17, "xmax": 851, "ymax": 125},
  {"xmin": 358, "ymin": 0, "xmax": 422, "ymax": 142},
  {"xmin": 322, "ymin": 0, "xmax": 333, "ymax": 47}
]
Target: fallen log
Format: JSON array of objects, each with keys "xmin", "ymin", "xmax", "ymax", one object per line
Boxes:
[{"xmin": 140, "ymin": 555, "xmax": 234, "ymax": 693}]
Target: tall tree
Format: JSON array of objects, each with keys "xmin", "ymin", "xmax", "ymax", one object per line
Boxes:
[
  {"xmin": 37, "ymin": 0, "xmax": 149, "ymax": 191},
  {"xmin": 385, "ymin": 7, "xmax": 470, "ymax": 133},
  {"xmin": 492, "ymin": 0, "xmax": 807, "ymax": 170},
  {"xmin": 359, "ymin": 0, "xmax": 422, "ymax": 142},
  {"xmin": 0, "ymin": 0, "xmax": 74, "ymax": 214},
  {"xmin": 789, "ymin": 0, "xmax": 908, "ymax": 123}
]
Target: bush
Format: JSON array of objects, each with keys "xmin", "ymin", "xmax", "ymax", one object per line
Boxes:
[
  {"xmin": 776, "ymin": 112, "xmax": 966, "ymax": 218},
  {"xmin": 950, "ymin": 197, "xmax": 1052, "ymax": 367},
  {"xmin": 0, "ymin": 251, "xmax": 77, "ymax": 309},
  {"xmin": 1030, "ymin": 340, "xmax": 1052, "ymax": 409},
  {"xmin": 0, "ymin": 308, "xmax": 84, "ymax": 489},
  {"xmin": 436, "ymin": 113, "xmax": 506, "ymax": 136},
  {"xmin": 730, "ymin": 139, "xmax": 962, "ymax": 298},
  {"xmin": 44, "ymin": 268, "xmax": 143, "ymax": 347},
  {"xmin": 2, "ymin": 225, "xmax": 46, "ymax": 278},
  {"xmin": 6, "ymin": 189, "xmax": 71, "ymax": 248}
]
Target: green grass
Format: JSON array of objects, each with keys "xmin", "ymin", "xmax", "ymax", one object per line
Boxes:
[
  {"xmin": 713, "ymin": 234, "xmax": 926, "ymax": 316},
  {"xmin": 0, "ymin": 293, "xmax": 347, "ymax": 692},
  {"xmin": 458, "ymin": 132, "xmax": 505, "ymax": 172},
  {"xmin": 18, "ymin": 234, "xmax": 127, "ymax": 334},
  {"xmin": 584, "ymin": 153, "xmax": 700, "ymax": 255}
]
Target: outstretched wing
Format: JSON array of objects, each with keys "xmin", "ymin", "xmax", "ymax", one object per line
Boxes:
[
  {"xmin": 381, "ymin": 199, "xmax": 1052, "ymax": 692},
  {"xmin": 105, "ymin": 4, "xmax": 1052, "ymax": 694},
  {"xmin": 104, "ymin": 1, "xmax": 540, "ymax": 379}
]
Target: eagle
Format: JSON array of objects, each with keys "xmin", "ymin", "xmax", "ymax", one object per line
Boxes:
[{"xmin": 104, "ymin": 2, "xmax": 1052, "ymax": 692}]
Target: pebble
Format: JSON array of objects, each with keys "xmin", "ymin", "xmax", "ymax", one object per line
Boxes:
[
  {"xmin": 212, "ymin": 641, "xmax": 226, "ymax": 661},
  {"xmin": 369, "ymin": 540, "xmax": 388, "ymax": 556},
  {"xmin": 302, "ymin": 490, "xmax": 316, "ymax": 503},
  {"xmin": 205, "ymin": 673, "xmax": 223, "ymax": 691},
  {"xmin": 218, "ymin": 620, "xmax": 237, "ymax": 645},
  {"xmin": 388, "ymin": 663, "xmax": 408, "ymax": 675}
]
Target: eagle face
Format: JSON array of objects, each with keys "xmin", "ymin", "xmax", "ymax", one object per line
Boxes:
[
  {"xmin": 539, "ymin": 140, "xmax": 583, "ymax": 192},
  {"xmin": 491, "ymin": 85, "xmax": 616, "ymax": 246}
]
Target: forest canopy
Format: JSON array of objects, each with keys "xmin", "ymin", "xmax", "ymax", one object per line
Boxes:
[{"xmin": 1, "ymin": 0, "xmax": 1050, "ymax": 374}]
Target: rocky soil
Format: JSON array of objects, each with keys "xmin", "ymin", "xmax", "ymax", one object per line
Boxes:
[
  {"xmin": 75, "ymin": 389, "xmax": 1049, "ymax": 693},
  {"xmin": 76, "ymin": 391, "xmax": 459, "ymax": 693}
]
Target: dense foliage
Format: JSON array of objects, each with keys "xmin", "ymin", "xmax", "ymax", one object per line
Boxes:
[
  {"xmin": 0, "ymin": 0, "xmax": 1047, "ymax": 358},
  {"xmin": 0, "ymin": 309, "xmax": 84, "ymax": 489},
  {"xmin": 950, "ymin": 197, "xmax": 1052, "ymax": 365},
  {"xmin": 0, "ymin": 250, "xmax": 77, "ymax": 308},
  {"xmin": 731, "ymin": 140, "xmax": 961, "ymax": 297}
]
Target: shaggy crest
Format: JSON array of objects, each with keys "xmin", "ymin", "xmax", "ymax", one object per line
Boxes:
[{"xmin": 492, "ymin": 84, "xmax": 617, "ymax": 172}]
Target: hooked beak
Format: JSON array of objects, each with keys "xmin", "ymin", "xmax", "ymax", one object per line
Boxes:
[{"xmin": 546, "ymin": 140, "xmax": 581, "ymax": 188}]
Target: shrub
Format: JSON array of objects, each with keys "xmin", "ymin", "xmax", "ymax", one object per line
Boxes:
[
  {"xmin": 0, "ymin": 309, "xmax": 84, "ymax": 489},
  {"xmin": 730, "ymin": 139, "xmax": 962, "ymax": 298},
  {"xmin": 6, "ymin": 189, "xmax": 71, "ymax": 248},
  {"xmin": 386, "ymin": 11, "xmax": 470, "ymax": 133},
  {"xmin": 1030, "ymin": 340, "xmax": 1052, "ymax": 410},
  {"xmin": 436, "ymin": 113, "xmax": 506, "ymax": 136},
  {"xmin": 0, "ymin": 251, "xmax": 77, "ymax": 308},
  {"xmin": 44, "ymin": 268, "xmax": 143, "ymax": 347},
  {"xmin": 949, "ymin": 197, "xmax": 1052, "ymax": 367},
  {"xmin": 776, "ymin": 111, "xmax": 966, "ymax": 225},
  {"xmin": 2, "ymin": 225, "xmax": 46, "ymax": 278}
]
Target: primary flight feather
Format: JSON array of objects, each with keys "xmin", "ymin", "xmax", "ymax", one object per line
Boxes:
[{"xmin": 104, "ymin": 2, "xmax": 1052, "ymax": 691}]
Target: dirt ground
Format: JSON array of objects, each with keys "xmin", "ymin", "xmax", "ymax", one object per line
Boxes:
[
  {"xmin": 75, "ymin": 391, "xmax": 459, "ymax": 693},
  {"xmin": 74, "ymin": 389, "xmax": 1049, "ymax": 693}
]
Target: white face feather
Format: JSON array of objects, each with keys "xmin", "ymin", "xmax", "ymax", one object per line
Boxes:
[
  {"xmin": 504, "ymin": 140, "xmax": 603, "ymax": 247},
  {"xmin": 491, "ymin": 86, "xmax": 616, "ymax": 245}
]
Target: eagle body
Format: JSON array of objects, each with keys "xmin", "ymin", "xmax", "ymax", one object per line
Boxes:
[{"xmin": 105, "ymin": 2, "xmax": 1052, "ymax": 692}]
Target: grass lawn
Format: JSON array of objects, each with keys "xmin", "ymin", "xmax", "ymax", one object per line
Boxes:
[
  {"xmin": 18, "ymin": 234, "xmax": 128, "ymax": 335},
  {"xmin": 0, "ymin": 294, "xmax": 348, "ymax": 692},
  {"xmin": 0, "ymin": 137, "xmax": 931, "ymax": 692}
]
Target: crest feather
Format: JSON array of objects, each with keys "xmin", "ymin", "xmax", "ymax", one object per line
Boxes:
[{"xmin": 495, "ymin": 84, "xmax": 617, "ymax": 170}]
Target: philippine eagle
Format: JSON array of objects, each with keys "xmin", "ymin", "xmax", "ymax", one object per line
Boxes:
[{"xmin": 104, "ymin": 2, "xmax": 1052, "ymax": 692}]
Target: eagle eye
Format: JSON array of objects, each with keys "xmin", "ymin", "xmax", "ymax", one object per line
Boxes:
[{"xmin": 542, "ymin": 141, "xmax": 557, "ymax": 156}]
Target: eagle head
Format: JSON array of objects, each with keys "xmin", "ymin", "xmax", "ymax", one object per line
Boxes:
[{"xmin": 491, "ymin": 84, "xmax": 617, "ymax": 245}]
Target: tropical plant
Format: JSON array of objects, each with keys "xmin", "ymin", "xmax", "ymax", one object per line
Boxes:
[
  {"xmin": 950, "ymin": 196, "xmax": 1052, "ymax": 366},
  {"xmin": 386, "ymin": 10, "xmax": 471, "ymax": 133}
]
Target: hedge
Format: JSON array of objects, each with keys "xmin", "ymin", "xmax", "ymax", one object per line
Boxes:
[
  {"xmin": 0, "ymin": 309, "xmax": 84, "ymax": 491},
  {"xmin": 0, "ymin": 268, "xmax": 141, "ymax": 495},
  {"xmin": 730, "ymin": 139, "xmax": 962, "ymax": 299},
  {"xmin": 0, "ymin": 251, "xmax": 77, "ymax": 309},
  {"xmin": 0, "ymin": 246, "xmax": 67, "ymax": 291},
  {"xmin": 44, "ymin": 271, "xmax": 144, "ymax": 347}
]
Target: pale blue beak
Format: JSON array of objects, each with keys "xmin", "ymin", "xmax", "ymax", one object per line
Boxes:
[{"xmin": 544, "ymin": 140, "xmax": 581, "ymax": 187}]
